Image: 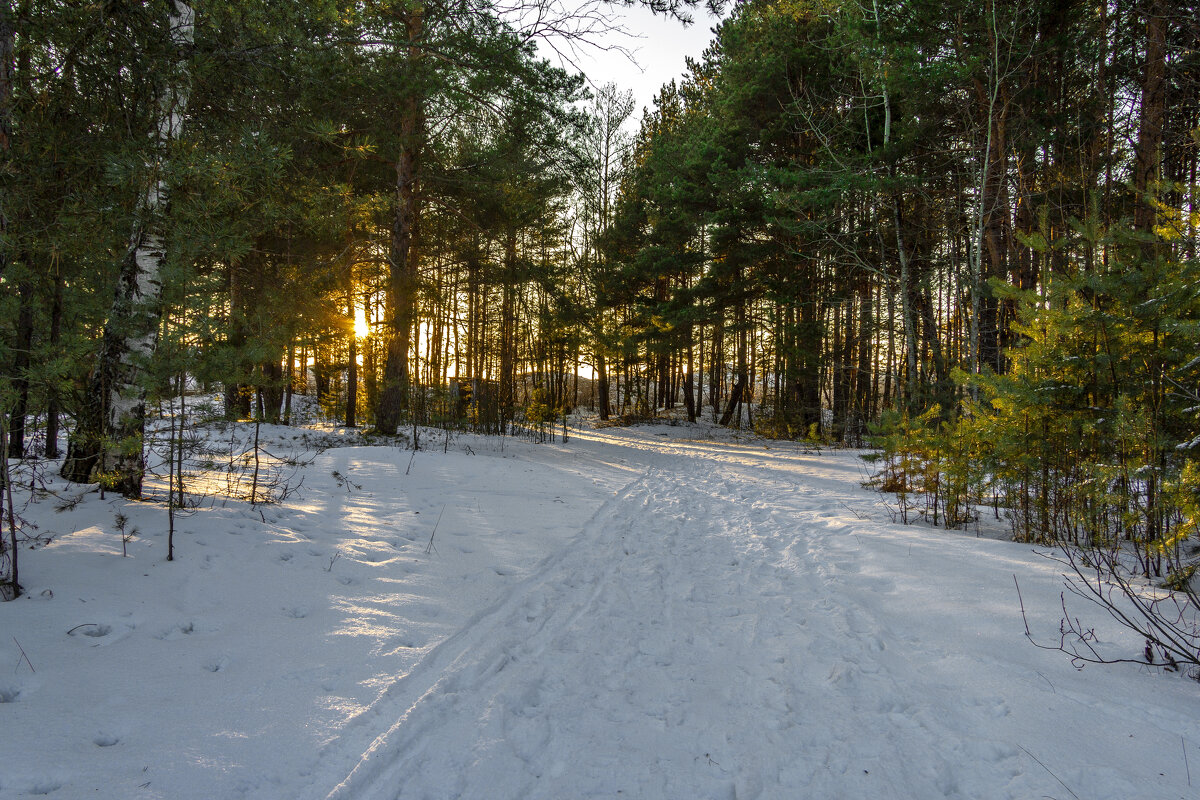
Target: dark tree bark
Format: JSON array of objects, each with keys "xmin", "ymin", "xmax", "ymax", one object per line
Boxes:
[
  {"xmin": 709, "ymin": 321, "xmax": 723, "ymax": 418},
  {"xmin": 683, "ymin": 339, "xmax": 696, "ymax": 422},
  {"xmin": 346, "ymin": 295, "xmax": 358, "ymax": 428},
  {"xmin": 1133, "ymin": 0, "xmax": 1167, "ymax": 253},
  {"xmin": 224, "ymin": 260, "xmax": 250, "ymax": 419},
  {"xmin": 377, "ymin": 9, "xmax": 424, "ymax": 435},
  {"xmin": 719, "ymin": 373, "xmax": 747, "ymax": 427},
  {"xmin": 44, "ymin": 272, "xmax": 63, "ymax": 458},
  {"xmin": 260, "ymin": 359, "xmax": 285, "ymax": 425},
  {"xmin": 1, "ymin": 416, "xmax": 19, "ymax": 599},
  {"xmin": 596, "ymin": 352, "xmax": 611, "ymax": 420},
  {"xmin": 283, "ymin": 339, "xmax": 294, "ymax": 425},
  {"xmin": 7, "ymin": 273, "xmax": 33, "ymax": 457},
  {"xmin": 498, "ymin": 231, "xmax": 517, "ymax": 430}
]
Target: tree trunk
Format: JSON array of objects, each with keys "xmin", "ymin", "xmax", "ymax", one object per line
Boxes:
[
  {"xmin": 377, "ymin": 9, "xmax": 424, "ymax": 435},
  {"xmin": 283, "ymin": 339, "xmax": 294, "ymax": 425},
  {"xmin": 62, "ymin": 2, "xmax": 194, "ymax": 495},
  {"xmin": 1133, "ymin": 0, "xmax": 1167, "ymax": 253},
  {"xmin": 7, "ymin": 274, "xmax": 33, "ymax": 457},
  {"xmin": 709, "ymin": 321, "xmax": 723, "ymax": 419},
  {"xmin": 965, "ymin": 4, "xmax": 1013, "ymax": 378},
  {"xmin": 363, "ymin": 298, "xmax": 378, "ymax": 420},
  {"xmin": 890, "ymin": 202, "xmax": 919, "ymax": 406},
  {"xmin": 831, "ymin": 300, "xmax": 846, "ymax": 441},
  {"xmin": 719, "ymin": 374, "xmax": 747, "ymax": 427},
  {"xmin": 44, "ymin": 272, "xmax": 63, "ymax": 458},
  {"xmin": 346, "ymin": 338, "xmax": 358, "ymax": 428},
  {"xmin": 720, "ymin": 299, "xmax": 749, "ymax": 427},
  {"xmin": 224, "ymin": 259, "xmax": 249, "ymax": 418},
  {"xmin": 314, "ymin": 346, "xmax": 330, "ymax": 400},
  {"xmin": 0, "ymin": 0, "xmax": 13, "ymax": 282},
  {"xmin": 260, "ymin": 359, "xmax": 284, "ymax": 424},
  {"xmin": 499, "ymin": 231, "xmax": 517, "ymax": 430},
  {"xmin": 683, "ymin": 339, "xmax": 696, "ymax": 422},
  {"xmin": 1, "ymin": 416, "xmax": 18, "ymax": 599},
  {"xmin": 596, "ymin": 351, "xmax": 611, "ymax": 420},
  {"xmin": 346, "ymin": 291, "xmax": 357, "ymax": 427}
]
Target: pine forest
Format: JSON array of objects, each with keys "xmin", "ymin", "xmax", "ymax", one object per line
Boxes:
[{"xmin": 2, "ymin": 0, "xmax": 1200, "ymax": 592}]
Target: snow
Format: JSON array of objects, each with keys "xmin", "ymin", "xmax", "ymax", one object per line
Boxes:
[{"xmin": 2, "ymin": 415, "xmax": 1200, "ymax": 799}]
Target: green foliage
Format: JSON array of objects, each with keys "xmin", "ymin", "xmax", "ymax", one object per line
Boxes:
[
  {"xmin": 524, "ymin": 388, "xmax": 555, "ymax": 427},
  {"xmin": 869, "ymin": 217, "xmax": 1200, "ymax": 573},
  {"xmin": 864, "ymin": 407, "xmax": 957, "ymax": 526}
]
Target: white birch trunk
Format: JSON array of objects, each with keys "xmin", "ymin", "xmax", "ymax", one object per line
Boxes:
[
  {"xmin": 0, "ymin": 0, "xmax": 14, "ymax": 280},
  {"xmin": 61, "ymin": 2, "xmax": 193, "ymax": 494}
]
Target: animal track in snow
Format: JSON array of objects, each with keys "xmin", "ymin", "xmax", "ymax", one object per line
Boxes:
[{"xmin": 153, "ymin": 621, "xmax": 198, "ymax": 640}]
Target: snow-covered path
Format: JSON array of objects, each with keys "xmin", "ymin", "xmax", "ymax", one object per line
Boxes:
[
  {"xmin": 312, "ymin": 428, "xmax": 1200, "ymax": 800},
  {"xmin": 4, "ymin": 421, "xmax": 1200, "ymax": 800}
]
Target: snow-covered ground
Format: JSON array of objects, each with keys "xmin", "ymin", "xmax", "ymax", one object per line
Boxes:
[{"xmin": 2, "ymin": 417, "xmax": 1199, "ymax": 799}]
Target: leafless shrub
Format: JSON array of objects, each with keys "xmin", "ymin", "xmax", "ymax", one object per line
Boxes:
[{"xmin": 1016, "ymin": 543, "xmax": 1200, "ymax": 678}]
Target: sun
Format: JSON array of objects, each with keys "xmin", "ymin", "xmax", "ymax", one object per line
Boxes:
[{"xmin": 354, "ymin": 307, "xmax": 371, "ymax": 339}]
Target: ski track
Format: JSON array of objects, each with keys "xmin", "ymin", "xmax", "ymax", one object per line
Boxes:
[
  {"xmin": 11, "ymin": 420, "xmax": 1200, "ymax": 800},
  {"xmin": 313, "ymin": 433, "xmax": 1052, "ymax": 800}
]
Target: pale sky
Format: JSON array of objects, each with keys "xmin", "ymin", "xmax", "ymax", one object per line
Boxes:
[{"xmin": 536, "ymin": 2, "xmax": 725, "ymax": 120}]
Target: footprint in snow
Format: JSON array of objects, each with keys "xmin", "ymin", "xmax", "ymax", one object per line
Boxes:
[
  {"xmin": 27, "ymin": 781, "xmax": 62, "ymax": 796},
  {"xmin": 202, "ymin": 655, "xmax": 231, "ymax": 673},
  {"xmin": 387, "ymin": 636, "xmax": 423, "ymax": 652},
  {"xmin": 283, "ymin": 606, "xmax": 309, "ymax": 619},
  {"xmin": 152, "ymin": 621, "xmax": 196, "ymax": 640},
  {"xmin": 93, "ymin": 734, "xmax": 121, "ymax": 747}
]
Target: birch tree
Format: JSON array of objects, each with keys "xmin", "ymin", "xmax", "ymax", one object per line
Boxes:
[
  {"xmin": 61, "ymin": 1, "xmax": 194, "ymax": 495},
  {"xmin": 0, "ymin": 1, "xmax": 12, "ymax": 283}
]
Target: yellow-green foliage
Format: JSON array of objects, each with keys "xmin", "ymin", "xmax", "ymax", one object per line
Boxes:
[
  {"xmin": 524, "ymin": 388, "xmax": 555, "ymax": 426},
  {"xmin": 869, "ymin": 231, "xmax": 1200, "ymax": 575}
]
